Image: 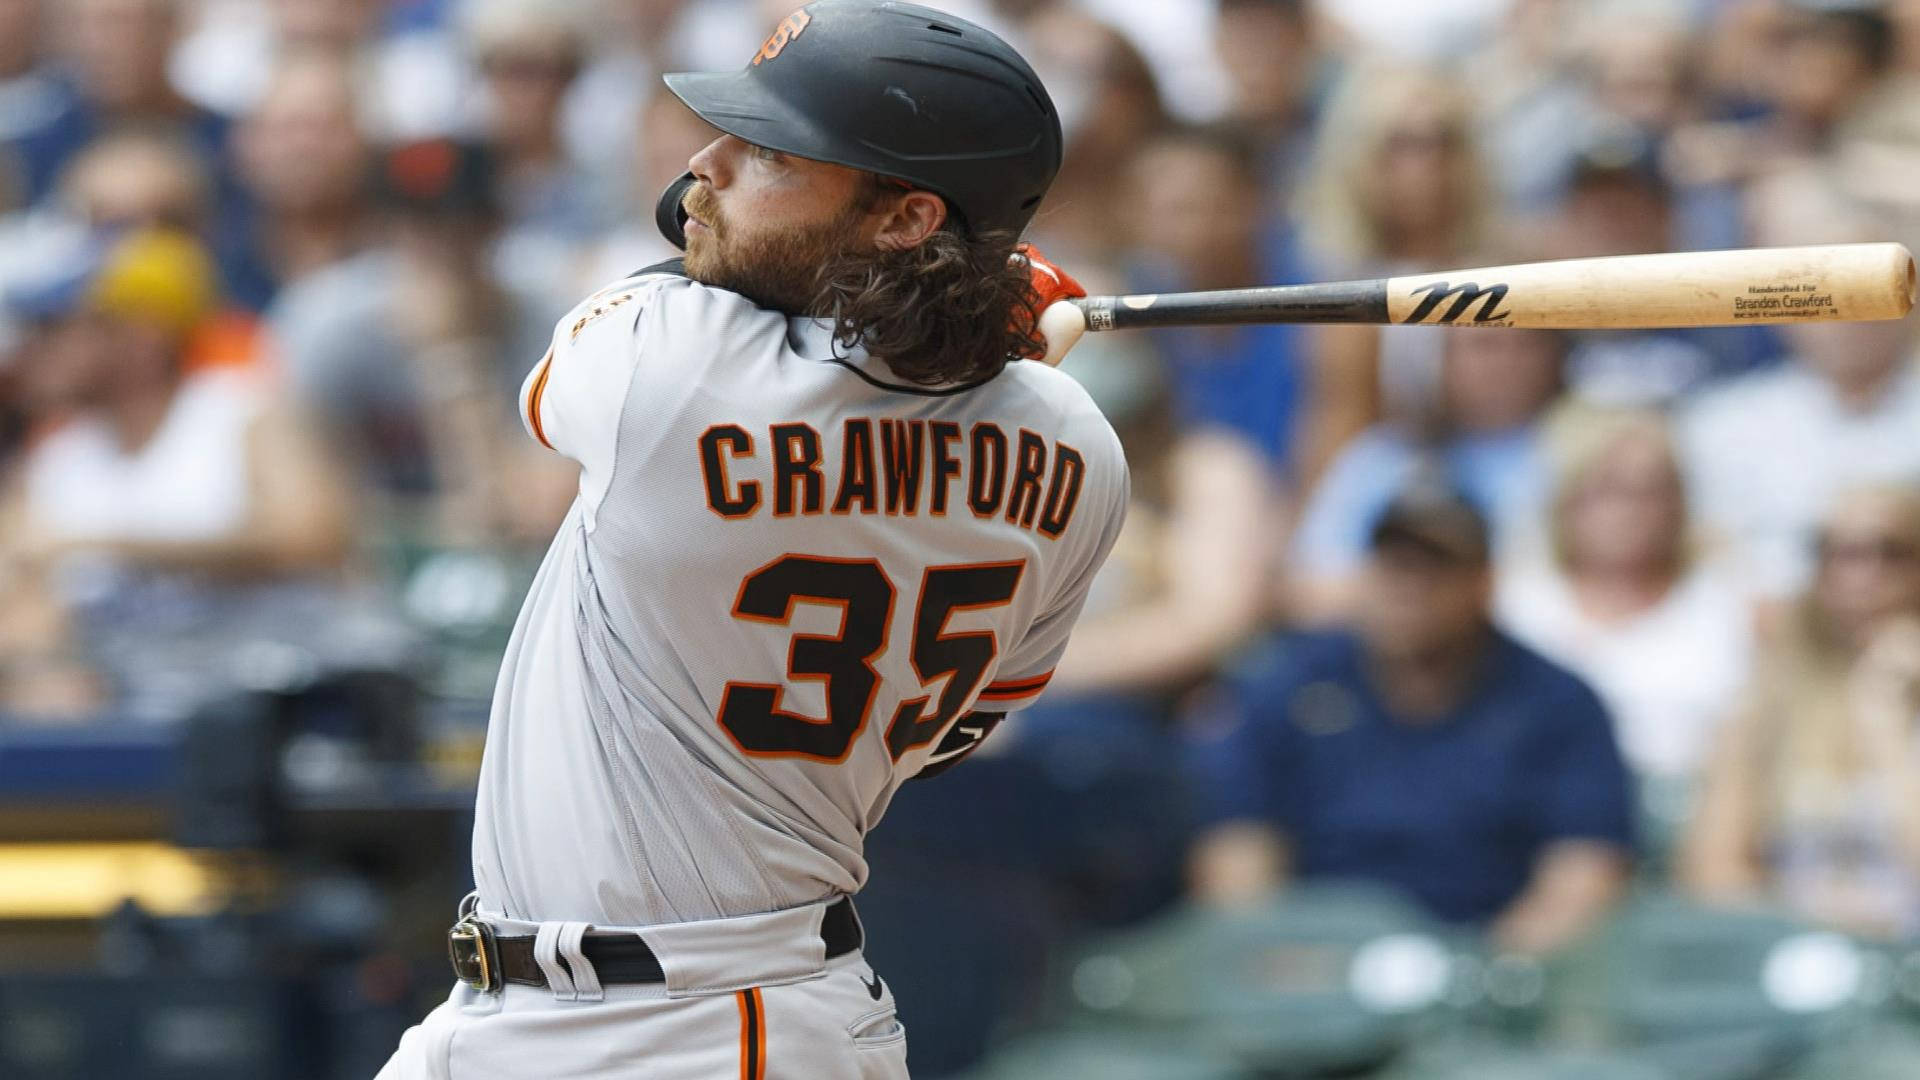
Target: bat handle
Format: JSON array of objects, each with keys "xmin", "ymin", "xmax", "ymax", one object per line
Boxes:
[
  {"xmin": 1071, "ymin": 295, "xmax": 1115, "ymax": 332},
  {"xmin": 1038, "ymin": 300, "xmax": 1088, "ymax": 366},
  {"xmin": 1069, "ymin": 282, "xmax": 1391, "ymax": 329}
]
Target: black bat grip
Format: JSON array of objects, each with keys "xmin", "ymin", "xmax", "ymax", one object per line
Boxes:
[{"xmin": 1075, "ymin": 279, "xmax": 1389, "ymax": 330}]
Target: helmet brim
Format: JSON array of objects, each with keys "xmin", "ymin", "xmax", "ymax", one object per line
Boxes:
[
  {"xmin": 664, "ymin": 70, "xmax": 963, "ymax": 220},
  {"xmin": 665, "ymin": 71, "xmax": 853, "ymax": 171}
]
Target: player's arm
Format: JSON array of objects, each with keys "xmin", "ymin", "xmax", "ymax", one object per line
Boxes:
[
  {"xmin": 516, "ymin": 263, "xmax": 690, "ymax": 526},
  {"xmin": 518, "ymin": 261, "xmax": 687, "ymax": 463}
]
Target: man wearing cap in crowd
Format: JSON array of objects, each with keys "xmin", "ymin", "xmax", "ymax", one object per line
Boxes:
[{"xmin": 1185, "ymin": 475, "xmax": 1636, "ymax": 953}]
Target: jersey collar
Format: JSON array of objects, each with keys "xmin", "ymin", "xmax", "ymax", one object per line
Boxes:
[{"xmin": 788, "ymin": 317, "xmax": 999, "ymax": 397}]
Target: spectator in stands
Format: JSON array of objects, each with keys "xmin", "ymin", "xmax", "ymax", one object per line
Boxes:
[
  {"xmin": 462, "ymin": 0, "xmax": 606, "ymax": 322},
  {"xmin": 0, "ymin": 298, "xmax": 101, "ymax": 717},
  {"xmin": 1186, "ymin": 479, "xmax": 1635, "ymax": 952},
  {"xmin": 1771, "ymin": 1, "xmax": 1898, "ymax": 152},
  {"xmin": 1898, "ymin": 0, "xmax": 1920, "ymax": 76},
  {"xmin": 1571, "ymin": 1, "xmax": 1763, "ymax": 262},
  {"xmin": 1580, "ymin": 2, "xmax": 1699, "ymax": 145},
  {"xmin": 1294, "ymin": 60, "xmax": 1492, "ymax": 284},
  {"xmin": 1125, "ymin": 127, "xmax": 1301, "ymax": 471},
  {"xmin": 1684, "ymin": 484, "xmax": 1920, "ymax": 940},
  {"xmin": 562, "ymin": 0, "xmax": 756, "ymax": 207},
  {"xmin": 270, "ymin": 139, "xmax": 571, "ymax": 547},
  {"xmin": 1206, "ymin": 0, "xmax": 1328, "ymax": 301},
  {"xmin": 0, "ymin": 228, "xmax": 350, "ymax": 720},
  {"xmin": 0, "ymin": 504, "xmax": 101, "ymax": 718},
  {"xmin": 11, "ymin": 0, "xmax": 234, "ymax": 208},
  {"xmin": 1046, "ymin": 127, "xmax": 1286, "ymax": 689},
  {"xmin": 0, "ymin": 0, "xmax": 73, "ymax": 211},
  {"xmin": 222, "ymin": 49, "xmax": 372, "ymax": 311},
  {"xmin": 1291, "ymin": 327, "xmax": 1563, "ymax": 621},
  {"xmin": 1292, "ymin": 63, "xmax": 1494, "ymax": 486},
  {"xmin": 1020, "ymin": 4, "xmax": 1168, "ymax": 276},
  {"xmin": 1544, "ymin": 135, "xmax": 1776, "ymax": 405},
  {"xmin": 170, "ymin": 0, "xmax": 466, "ymax": 140},
  {"xmin": 1677, "ymin": 1, "xmax": 1899, "ymax": 186},
  {"xmin": 1496, "ymin": 406, "xmax": 1754, "ymax": 792},
  {"xmin": 1049, "ymin": 328, "xmax": 1268, "ymax": 695},
  {"xmin": 2, "ymin": 129, "xmax": 200, "ymax": 309},
  {"xmin": 55, "ymin": 130, "xmax": 209, "ymax": 235},
  {"xmin": 0, "ymin": 131, "xmax": 276, "ymax": 379},
  {"xmin": 1464, "ymin": 0, "xmax": 1589, "ymax": 215},
  {"xmin": 1681, "ymin": 166, "xmax": 1920, "ymax": 600},
  {"xmin": 2, "ymin": 228, "xmax": 347, "ymax": 578},
  {"xmin": 271, "ymin": 0, "xmax": 383, "ymax": 45},
  {"xmin": 1213, "ymin": 0, "xmax": 1325, "ymax": 190},
  {"xmin": 1696, "ymin": 0, "xmax": 1792, "ymax": 118}
]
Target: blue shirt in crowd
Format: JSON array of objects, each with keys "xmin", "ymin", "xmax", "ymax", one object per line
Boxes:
[
  {"xmin": 1183, "ymin": 629, "xmax": 1635, "ymax": 925},
  {"xmin": 1130, "ymin": 241, "xmax": 1307, "ymax": 474},
  {"xmin": 1154, "ymin": 320, "xmax": 1303, "ymax": 469}
]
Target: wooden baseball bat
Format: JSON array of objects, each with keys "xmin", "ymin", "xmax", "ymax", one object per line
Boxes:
[{"xmin": 1048, "ymin": 244, "xmax": 1915, "ymax": 350}]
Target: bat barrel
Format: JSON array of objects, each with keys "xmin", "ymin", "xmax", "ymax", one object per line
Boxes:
[
  {"xmin": 1382, "ymin": 242, "xmax": 1916, "ymax": 329},
  {"xmin": 1069, "ymin": 244, "xmax": 1916, "ymax": 332}
]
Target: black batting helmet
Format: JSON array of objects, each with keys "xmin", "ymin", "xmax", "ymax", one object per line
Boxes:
[{"xmin": 655, "ymin": 0, "xmax": 1062, "ymax": 246}]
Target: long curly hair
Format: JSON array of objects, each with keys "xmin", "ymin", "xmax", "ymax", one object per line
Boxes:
[{"xmin": 809, "ymin": 195, "xmax": 1045, "ymax": 387}]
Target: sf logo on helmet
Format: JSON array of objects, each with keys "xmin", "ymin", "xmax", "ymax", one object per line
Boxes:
[{"xmin": 752, "ymin": 10, "xmax": 813, "ymax": 65}]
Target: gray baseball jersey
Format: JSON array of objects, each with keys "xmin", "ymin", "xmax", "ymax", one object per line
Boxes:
[{"xmin": 472, "ymin": 264, "xmax": 1128, "ymax": 927}]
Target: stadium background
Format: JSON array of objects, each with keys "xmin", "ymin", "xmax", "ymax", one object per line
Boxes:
[{"xmin": 6, "ymin": 0, "xmax": 1920, "ymax": 1076}]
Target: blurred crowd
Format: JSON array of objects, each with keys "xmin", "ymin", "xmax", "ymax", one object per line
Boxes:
[{"xmin": 8, "ymin": 0, "xmax": 1920, "ymax": 1071}]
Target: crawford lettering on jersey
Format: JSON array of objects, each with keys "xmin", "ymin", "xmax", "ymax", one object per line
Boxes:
[{"xmin": 698, "ymin": 419, "xmax": 1087, "ymax": 539}]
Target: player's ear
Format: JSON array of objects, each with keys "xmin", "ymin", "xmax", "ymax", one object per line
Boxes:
[{"xmin": 871, "ymin": 190, "xmax": 947, "ymax": 252}]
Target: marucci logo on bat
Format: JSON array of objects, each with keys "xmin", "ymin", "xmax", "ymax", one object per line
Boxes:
[{"xmin": 1401, "ymin": 280, "xmax": 1513, "ymax": 325}]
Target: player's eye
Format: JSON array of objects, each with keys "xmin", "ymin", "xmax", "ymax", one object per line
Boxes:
[{"xmin": 751, "ymin": 145, "xmax": 784, "ymax": 164}]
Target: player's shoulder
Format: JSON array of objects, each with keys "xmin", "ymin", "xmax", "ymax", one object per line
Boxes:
[
  {"xmin": 562, "ymin": 259, "xmax": 784, "ymax": 355},
  {"xmin": 988, "ymin": 361, "xmax": 1124, "ymax": 460},
  {"xmin": 580, "ymin": 259, "xmax": 742, "ymax": 318}
]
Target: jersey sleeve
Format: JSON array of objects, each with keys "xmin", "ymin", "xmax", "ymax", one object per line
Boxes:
[
  {"xmin": 518, "ymin": 264, "xmax": 685, "ymax": 471},
  {"xmin": 979, "ymin": 416, "xmax": 1130, "ymax": 711}
]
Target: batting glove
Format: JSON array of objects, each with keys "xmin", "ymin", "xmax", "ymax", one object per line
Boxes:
[{"xmin": 1014, "ymin": 244, "xmax": 1089, "ymax": 367}]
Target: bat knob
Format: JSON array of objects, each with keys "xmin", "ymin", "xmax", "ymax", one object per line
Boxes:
[{"xmin": 1037, "ymin": 300, "xmax": 1087, "ymax": 367}]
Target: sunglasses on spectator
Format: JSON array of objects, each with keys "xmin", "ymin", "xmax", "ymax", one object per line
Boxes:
[{"xmin": 1815, "ymin": 533, "xmax": 1920, "ymax": 567}]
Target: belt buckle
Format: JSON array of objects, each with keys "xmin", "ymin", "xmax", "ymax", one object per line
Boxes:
[{"xmin": 448, "ymin": 915, "xmax": 500, "ymax": 993}]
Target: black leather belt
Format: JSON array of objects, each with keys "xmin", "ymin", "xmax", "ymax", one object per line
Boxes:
[{"xmin": 448, "ymin": 897, "xmax": 863, "ymax": 992}]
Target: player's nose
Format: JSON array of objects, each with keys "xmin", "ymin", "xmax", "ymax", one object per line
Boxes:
[{"xmin": 689, "ymin": 136, "xmax": 732, "ymax": 189}]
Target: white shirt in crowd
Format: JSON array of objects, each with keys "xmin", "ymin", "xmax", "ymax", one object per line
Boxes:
[
  {"xmin": 1681, "ymin": 360, "xmax": 1920, "ymax": 599},
  {"xmin": 1496, "ymin": 557, "xmax": 1754, "ymax": 780},
  {"xmin": 24, "ymin": 368, "xmax": 263, "ymax": 544}
]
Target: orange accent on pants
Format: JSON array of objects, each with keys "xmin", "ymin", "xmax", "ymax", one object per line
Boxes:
[{"xmin": 735, "ymin": 986, "xmax": 766, "ymax": 1080}]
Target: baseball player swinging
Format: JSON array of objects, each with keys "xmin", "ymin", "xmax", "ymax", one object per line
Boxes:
[{"xmin": 376, "ymin": 3, "xmax": 1124, "ymax": 1077}]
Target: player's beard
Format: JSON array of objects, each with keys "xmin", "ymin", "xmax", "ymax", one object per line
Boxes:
[{"xmin": 682, "ymin": 184, "xmax": 868, "ymax": 314}]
